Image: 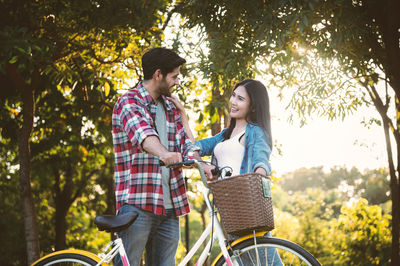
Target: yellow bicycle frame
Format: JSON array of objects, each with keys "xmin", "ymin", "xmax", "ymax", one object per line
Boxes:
[
  {"xmin": 31, "ymin": 248, "xmax": 106, "ymax": 266},
  {"xmin": 211, "ymin": 231, "xmax": 267, "ymax": 266}
]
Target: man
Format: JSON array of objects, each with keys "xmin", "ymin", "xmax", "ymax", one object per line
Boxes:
[{"xmin": 112, "ymin": 47, "xmax": 211, "ymax": 265}]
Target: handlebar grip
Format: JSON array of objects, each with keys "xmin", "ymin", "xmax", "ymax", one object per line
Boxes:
[{"xmin": 159, "ymin": 160, "xmax": 195, "ymax": 167}]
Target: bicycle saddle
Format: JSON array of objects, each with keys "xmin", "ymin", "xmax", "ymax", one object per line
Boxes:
[{"xmin": 94, "ymin": 212, "xmax": 138, "ymax": 233}]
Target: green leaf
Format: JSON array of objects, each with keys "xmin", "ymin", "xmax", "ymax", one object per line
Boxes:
[
  {"xmin": 9, "ymin": 56, "xmax": 18, "ymax": 64},
  {"xmin": 16, "ymin": 47, "xmax": 26, "ymax": 54}
]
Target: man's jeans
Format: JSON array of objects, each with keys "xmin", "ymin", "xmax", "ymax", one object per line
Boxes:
[{"xmin": 114, "ymin": 204, "xmax": 180, "ymax": 266}]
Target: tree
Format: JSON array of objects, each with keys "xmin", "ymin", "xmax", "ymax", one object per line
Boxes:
[
  {"xmin": 279, "ymin": 167, "xmax": 326, "ymax": 193},
  {"xmin": 0, "ymin": 136, "xmax": 26, "ymax": 265},
  {"xmin": 176, "ymin": 1, "xmax": 400, "ymax": 263},
  {"xmin": 273, "ymin": 183, "xmax": 392, "ymax": 265},
  {"xmin": 30, "ymin": 85, "xmax": 115, "ymax": 251},
  {"xmin": 0, "ymin": 0, "xmax": 169, "ymax": 263},
  {"xmin": 268, "ymin": 2, "xmax": 400, "ymax": 262},
  {"xmin": 177, "ymin": 1, "xmax": 275, "ymax": 135},
  {"xmin": 280, "ymin": 166, "xmax": 390, "ymax": 206},
  {"xmin": 333, "ymin": 199, "xmax": 391, "ymax": 265}
]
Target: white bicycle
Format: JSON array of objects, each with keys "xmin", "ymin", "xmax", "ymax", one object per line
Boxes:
[{"xmin": 32, "ymin": 160, "xmax": 321, "ymax": 266}]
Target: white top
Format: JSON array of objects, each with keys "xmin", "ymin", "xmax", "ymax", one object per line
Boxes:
[{"xmin": 214, "ymin": 130, "xmax": 245, "ymax": 176}]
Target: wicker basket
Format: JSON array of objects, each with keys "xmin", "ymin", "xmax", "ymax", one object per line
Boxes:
[{"xmin": 209, "ymin": 173, "xmax": 274, "ymax": 236}]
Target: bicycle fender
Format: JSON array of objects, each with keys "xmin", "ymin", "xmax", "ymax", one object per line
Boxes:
[
  {"xmin": 31, "ymin": 248, "xmax": 105, "ymax": 266},
  {"xmin": 210, "ymin": 231, "xmax": 268, "ymax": 266}
]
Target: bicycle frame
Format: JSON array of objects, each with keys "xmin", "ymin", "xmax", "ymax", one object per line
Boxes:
[
  {"xmin": 176, "ymin": 160, "xmax": 234, "ymax": 266},
  {"xmin": 32, "ymin": 160, "xmax": 237, "ymax": 266},
  {"xmin": 96, "ymin": 238, "xmax": 130, "ymax": 266},
  {"xmin": 178, "ymin": 185, "xmax": 232, "ymax": 266}
]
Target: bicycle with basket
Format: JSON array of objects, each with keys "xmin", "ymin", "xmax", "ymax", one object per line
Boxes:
[{"xmin": 32, "ymin": 159, "xmax": 321, "ymax": 266}]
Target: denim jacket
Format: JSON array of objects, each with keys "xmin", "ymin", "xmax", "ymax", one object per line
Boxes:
[{"xmin": 196, "ymin": 123, "xmax": 272, "ymax": 175}]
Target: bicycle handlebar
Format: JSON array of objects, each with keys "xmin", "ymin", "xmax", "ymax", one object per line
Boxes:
[
  {"xmin": 159, "ymin": 160, "xmax": 196, "ymax": 168},
  {"xmin": 159, "ymin": 159, "xmax": 233, "ymax": 188},
  {"xmin": 159, "ymin": 159, "xmax": 210, "ymax": 188}
]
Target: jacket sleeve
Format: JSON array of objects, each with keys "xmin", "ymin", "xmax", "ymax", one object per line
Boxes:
[
  {"xmin": 195, "ymin": 130, "xmax": 226, "ymax": 157},
  {"xmin": 251, "ymin": 127, "xmax": 272, "ymax": 175}
]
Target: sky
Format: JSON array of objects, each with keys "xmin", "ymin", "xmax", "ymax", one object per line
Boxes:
[{"xmin": 268, "ymin": 90, "xmax": 388, "ymax": 175}]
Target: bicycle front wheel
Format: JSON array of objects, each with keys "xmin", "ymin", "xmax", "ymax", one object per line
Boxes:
[
  {"xmin": 33, "ymin": 252, "xmax": 99, "ymax": 266},
  {"xmin": 215, "ymin": 237, "xmax": 321, "ymax": 266}
]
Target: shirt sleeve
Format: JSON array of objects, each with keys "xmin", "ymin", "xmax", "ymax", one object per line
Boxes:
[{"xmin": 118, "ymin": 97, "xmax": 158, "ymax": 150}]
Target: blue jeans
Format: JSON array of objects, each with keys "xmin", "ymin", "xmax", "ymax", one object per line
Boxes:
[{"xmin": 114, "ymin": 204, "xmax": 180, "ymax": 266}]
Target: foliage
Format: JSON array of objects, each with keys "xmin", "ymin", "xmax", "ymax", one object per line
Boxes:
[
  {"xmin": 333, "ymin": 199, "xmax": 391, "ymax": 265},
  {"xmin": 0, "ymin": 163, "xmax": 26, "ymax": 265},
  {"xmin": 176, "ymin": 0, "xmax": 281, "ymax": 133},
  {"xmin": 176, "ymin": 1, "xmax": 400, "ymax": 262},
  {"xmin": 280, "ymin": 166, "xmax": 390, "ymax": 206},
  {"xmin": 273, "ymin": 184, "xmax": 392, "ymax": 265},
  {"xmin": 1, "ymin": 0, "xmax": 398, "ymax": 264},
  {"xmin": 0, "ymin": 0, "xmax": 172, "ymax": 262}
]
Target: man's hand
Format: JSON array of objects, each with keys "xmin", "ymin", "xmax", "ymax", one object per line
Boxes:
[
  {"xmin": 202, "ymin": 163, "xmax": 216, "ymax": 181},
  {"xmin": 159, "ymin": 151, "xmax": 183, "ymax": 167}
]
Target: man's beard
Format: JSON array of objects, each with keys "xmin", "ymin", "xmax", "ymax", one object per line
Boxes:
[{"xmin": 159, "ymin": 78, "xmax": 172, "ymax": 97}]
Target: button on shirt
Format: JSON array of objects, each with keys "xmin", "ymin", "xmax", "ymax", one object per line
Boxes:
[{"xmin": 112, "ymin": 82, "xmax": 197, "ymax": 216}]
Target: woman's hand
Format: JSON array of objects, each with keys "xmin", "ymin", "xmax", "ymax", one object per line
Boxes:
[
  {"xmin": 202, "ymin": 163, "xmax": 216, "ymax": 181},
  {"xmin": 255, "ymin": 167, "xmax": 267, "ymax": 176},
  {"xmin": 167, "ymin": 95, "xmax": 186, "ymax": 115},
  {"xmin": 167, "ymin": 95, "xmax": 195, "ymax": 143}
]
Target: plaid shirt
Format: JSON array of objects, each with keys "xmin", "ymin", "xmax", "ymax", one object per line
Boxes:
[{"xmin": 112, "ymin": 82, "xmax": 197, "ymax": 216}]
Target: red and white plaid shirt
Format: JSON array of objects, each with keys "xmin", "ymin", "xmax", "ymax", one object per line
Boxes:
[{"xmin": 112, "ymin": 82, "xmax": 197, "ymax": 216}]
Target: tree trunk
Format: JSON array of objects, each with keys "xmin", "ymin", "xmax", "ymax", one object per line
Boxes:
[
  {"xmin": 381, "ymin": 112, "xmax": 399, "ymax": 266},
  {"xmin": 104, "ymin": 166, "xmax": 116, "ymax": 215},
  {"xmin": 19, "ymin": 85, "xmax": 40, "ymax": 264},
  {"xmin": 53, "ymin": 165, "xmax": 74, "ymax": 251},
  {"xmin": 390, "ymin": 96, "xmax": 400, "ymax": 265},
  {"xmin": 55, "ymin": 206, "xmax": 68, "ymax": 250},
  {"xmin": 392, "ymin": 169, "xmax": 400, "ymax": 265},
  {"xmin": 366, "ymin": 79, "xmax": 400, "ymax": 265}
]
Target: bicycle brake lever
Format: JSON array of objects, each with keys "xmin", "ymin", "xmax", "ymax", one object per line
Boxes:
[{"xmin": 211, "ymin": 167, "xmax": 221, "ymax": 176}]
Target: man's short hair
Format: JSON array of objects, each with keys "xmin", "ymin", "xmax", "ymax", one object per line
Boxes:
[{"xmin": 142, "ymin": 48, "xmax": 186, "ymax": 80}]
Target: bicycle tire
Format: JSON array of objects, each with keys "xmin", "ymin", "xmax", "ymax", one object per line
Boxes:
[
  {"xmin": 33, "ymin": 252, "xmax": 98, "ymax": 266},
  {"xmin": 215, "ymin": 237, "xmax": 321, "ymax": 266}
]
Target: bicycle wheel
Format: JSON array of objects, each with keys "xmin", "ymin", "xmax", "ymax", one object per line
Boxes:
[
  {"xmin": 215, "ymin": 237, "xmax": 321, "ymax": 266},
  {"xmin": 33, "ymin": 252, "xmax": 98, "ymax": 266}
]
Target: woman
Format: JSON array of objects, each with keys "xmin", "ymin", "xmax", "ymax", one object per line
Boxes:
[
  {"xmin": 169, "ymin": 79, "xmax": 282, "ymax": 265},
  {"xmin": 170, "ymin": 79, "xmax": 272, "ymax": 179}
]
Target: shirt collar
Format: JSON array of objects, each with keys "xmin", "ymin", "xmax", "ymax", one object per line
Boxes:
[
  {"xmin": 161, "ymin": 95, "xmax": 174, "ymax": 112},
  {"xmin": 136, "ymin": 82, "xmax": 173, "ymax": 112},
  {"xmin": 136, "ymin": 82, "xmax": 156, "ymax": 106}
]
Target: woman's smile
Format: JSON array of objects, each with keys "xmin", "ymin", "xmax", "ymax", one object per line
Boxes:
[{"xmin": 229, "ymin": 85, "xmax": 250, "ymax": 120}]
